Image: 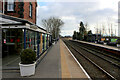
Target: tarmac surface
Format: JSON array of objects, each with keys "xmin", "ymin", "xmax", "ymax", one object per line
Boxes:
[{"xmin": 2, "ymin": 39, "xmax": 88, "ymax": 79}]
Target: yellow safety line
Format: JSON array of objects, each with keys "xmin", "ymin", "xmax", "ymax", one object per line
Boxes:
[{"xmin": 60, "ymin": 39, "xmax": 71, "ymax": 78}]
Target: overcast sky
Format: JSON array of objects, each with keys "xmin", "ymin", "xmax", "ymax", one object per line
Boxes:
[{"xmin": 37, "ymin": 0, "xmax": 119, "ymax": 36}]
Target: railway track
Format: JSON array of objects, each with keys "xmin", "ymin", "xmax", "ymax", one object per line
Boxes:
[
  {"xmin": 63, "ymin": 40, "xmax": 120, "ymax": 80},
  {"xmin": 70, "ymin": 40, "xmax": 120, "ymax": 68},
  {"xmin": 73, "ymin": 41, "xmax": 120, "ymax": 60}
]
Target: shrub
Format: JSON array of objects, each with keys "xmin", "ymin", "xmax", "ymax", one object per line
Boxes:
[
  {"xmin": 117, "ymin": 39, "xmax": 120, "ymax": 44},
  {"xmin": 20, "ymin": 49, "xmax": 36, "ymax": 64}
]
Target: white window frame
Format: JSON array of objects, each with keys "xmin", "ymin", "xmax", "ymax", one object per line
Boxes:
[
  {"xmin": 7, "ymin": 0, "xmax": 14, "ymax": 11},
  {"xmin": 29, "ymin": 3, "xmax": 32, "ymax": 17}
]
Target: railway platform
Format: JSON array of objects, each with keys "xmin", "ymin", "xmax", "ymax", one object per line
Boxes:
[
  {"xmin": 2, "ymin": 39, "xmax": 89, "ymax": 79},
  {"xmin": 74, "ymin": 40, "xmax": 120, "ymax": 52}
]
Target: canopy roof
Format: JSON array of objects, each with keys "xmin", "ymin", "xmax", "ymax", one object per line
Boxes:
[{"xmin": 0, "ymin": 14, "xmax": 49, "ymax": 34}]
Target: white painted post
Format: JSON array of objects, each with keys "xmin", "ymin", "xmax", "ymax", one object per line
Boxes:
[
  {"xmin": 118, "ymin": 23, "xmax": 120, "ymax": 37},
  {"xmin": 3, "ymin": 0, "xmax": 5, "ymax": 14}
]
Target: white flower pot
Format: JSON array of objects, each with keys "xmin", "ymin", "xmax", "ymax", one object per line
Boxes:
[
  {"xmin": 117, "ymin": 44, "xmax": 120, "ymax": 47},
  {"xmin": 19, "ymin": 62, "xmax": 36, "ymax": 76},
  {"xmin": 104, "ymin": 42, "xmax": 107, "ymax": 45}
]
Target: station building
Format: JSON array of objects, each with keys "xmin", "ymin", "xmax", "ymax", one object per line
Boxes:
[
  {"xmin": 0, "ymin": 0, "xmax": 37, "ymax": 24},
  {"xmin": 0, "ymin": 1, "xmax": 52, "ymax": 69},
  {"xmin": 0, "ymin": 14, "xmax": 52, "ymax": 69}
]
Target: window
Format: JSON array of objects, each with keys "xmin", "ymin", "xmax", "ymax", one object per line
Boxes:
[
  {"xmin": 7, "ymin": 0, "xmax": 14, "ymax": 11},
  {"xmin": 29, "ymin": 3, "xmax": 32, "ymax": 18}
]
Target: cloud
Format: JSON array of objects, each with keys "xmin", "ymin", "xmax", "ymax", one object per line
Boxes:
[
  {"xmin": 37, "ymin": 1, "xmax": 118, "ymax": 36},
  {"xmin": 61, "ymin": 16, "xmax": 76, "ymax": 20}
]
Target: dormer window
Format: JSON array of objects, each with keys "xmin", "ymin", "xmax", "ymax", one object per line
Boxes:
[{"xmin": 7, "ymin": 0, "xmax": 14, "ymax": 11}]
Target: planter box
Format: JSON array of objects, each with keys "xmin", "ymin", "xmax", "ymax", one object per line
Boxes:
[
  {"xmin": 19, "ymin": 62, "xmax": 36, "ymax": 76},
  {"xmin": 95, "ymin": 41, "xmax": 97, "ymax": 43},
  {"xmin": 104, "ymin": 42, "xmax": 107, "ymax": 45},
  {"xmin": 117, "ymin": 44, "xmax": 120, "ymax": 48}
]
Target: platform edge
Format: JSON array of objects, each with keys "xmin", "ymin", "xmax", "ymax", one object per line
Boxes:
[{"xmin": 62, "ymin": 40, "xmax": 92, "ymax": 80}]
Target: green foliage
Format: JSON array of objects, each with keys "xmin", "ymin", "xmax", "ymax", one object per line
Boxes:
[
  {"xmin": 86, "ymin": 30, "xmax": 93, "ymax": 41},
  {"xmin": 76, "ymin": 32, "xmax": 80, "ymax": 40},
  {"xmin": 72, "ymin": 31, "xmax": 77, "ymax": 39},
  {"xmin": 72, "ymin": 21, "xmax": 93, "ymax": 41},
  {"xmin": 88, "ymin": 30, "xmax": 92, "ymax": 35},
  {"xmin": 79, "ymin": 21, "xmax": 86, "ymax": 40},
  {"xmin": 20, "ymin": 49, "xmax": 36, "ymax": 64},
  {"xmin": 79, "ymin": 22, "xmax": 85, "ymax": 35},
  {"xmin": 72, "ymin": 31, "xmax": 82, "ymax": 40}
]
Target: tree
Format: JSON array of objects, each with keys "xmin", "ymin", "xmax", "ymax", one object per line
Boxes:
[
  {"xmin": 72, "ymin": 21, "xmax": 93, "ymax": 41},
  {"xmin": 77, "ymin": 32, "xmax": 83, "ymax": 40},
  {"xmin": 87, "ymin": 30, "xmax": 93, "ymax": 42},
  {"xmin": 73, "ymin": 31, "xmax": 77, "ymax": 39},
  {"xmin": 72, "ymin": 31, "xmax": 81, "ymax": 40},
  {"xmin": 88, "ymin": 30, "xmax": 92, "ymax": 35},
  {"xmin": 42, "ymin": 17, "xmax": 64, "ymax": 39},
  {"xmin": 85, "ymin": 22, "xmax": 89, "ymax": 32},
  {"xmin": 79, "ymin": 22, "xmax": 85, "ymax": 34},
  {"xmin": 79, "ymin": 21, "xmax": 85, "ymax": 40}
]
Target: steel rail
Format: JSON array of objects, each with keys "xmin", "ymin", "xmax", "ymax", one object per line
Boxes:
[
  {"xmin": 64, "ymin": 40, "xmax": 117, "ymax": 80},
  {"xmin": 71, "ymin": 41, "xmax": 120, "ymax": 68},
  {"xmin": 71, "ymin": 40, "xmax": 120, "ymax": 61}
]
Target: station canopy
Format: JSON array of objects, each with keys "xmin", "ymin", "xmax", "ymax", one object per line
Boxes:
[{"xmin": 0, "ymin": 14, "xmax": 47, "ymax": 34}]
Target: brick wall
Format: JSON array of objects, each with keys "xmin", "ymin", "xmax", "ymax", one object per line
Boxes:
[
  {"xmin": 5, "ymin": 1, "xmax": 20, "ymax": 18},
  {"xmin": 3, "ymin": 0, "xmax": 37, "ymax": 24},
  {"xmin": 0, "ymin": 1, "xmax": 2, "ymax": 13},
  {"xmin": 23, "ymin": 2, "xmax": 37, "ymax": 24}
]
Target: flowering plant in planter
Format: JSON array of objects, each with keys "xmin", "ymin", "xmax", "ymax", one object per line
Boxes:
[{"xmin": 19, "ymin": 49, "xmax": 36, "ymax": 76}]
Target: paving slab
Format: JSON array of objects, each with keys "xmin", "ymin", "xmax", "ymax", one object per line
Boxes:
[
  {"xmin": 30, "ymin": 40, "xmax": 61, "ymax": 78},
  {"xmin": 2, "ymin": 39, "xmax": 89, "ymax": 79},
  {"xmin": 60, "ymin": 40, "xmax": 88, "ymax": 78}
]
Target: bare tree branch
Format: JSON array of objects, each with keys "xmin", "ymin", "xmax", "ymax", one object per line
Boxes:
[{"xmin": 42, "ymin": 17, "xmax": 64, "ymax": 39}]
